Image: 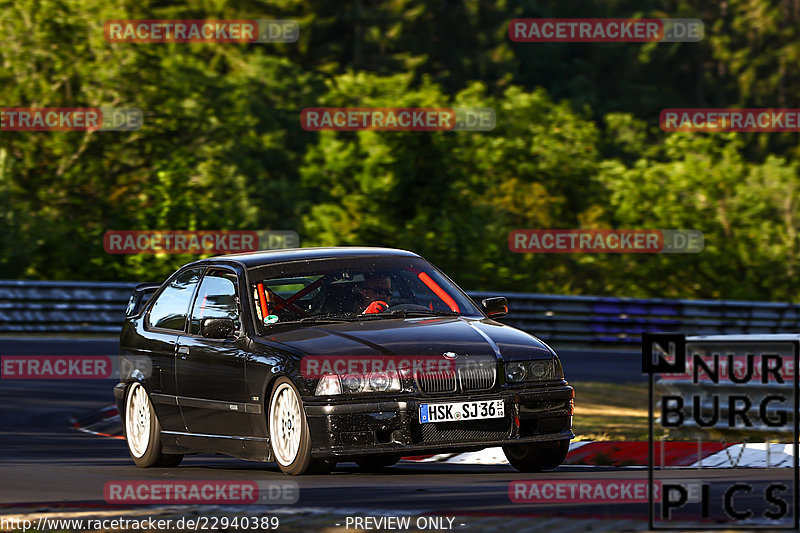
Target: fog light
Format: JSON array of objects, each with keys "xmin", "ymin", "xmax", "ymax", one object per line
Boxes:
[{"xmin": 505, "ymin": 362, "xmax": 526, "ymax": 382}]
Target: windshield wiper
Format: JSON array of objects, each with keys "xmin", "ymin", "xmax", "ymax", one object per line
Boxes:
[
  {"xmin": 276, "ymin": 311, "xmax": 461, "ymax": 324},
  {"xmin": 277, "ymin": 315, "xmax": 360, "ymax": 325},
  {"xmin": 380, "ymin": 309, "xmax": 461, "ymax": 318}
]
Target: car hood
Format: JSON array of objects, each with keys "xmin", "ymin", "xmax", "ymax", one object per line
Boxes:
[{"xmin": 258, "ymin": 316, "xmax": 555, "ymax": 362}]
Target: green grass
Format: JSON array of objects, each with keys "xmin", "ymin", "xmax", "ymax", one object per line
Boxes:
[{"xmin": 571, "ymin": 381, "xmax": 649, "ymax": 441}]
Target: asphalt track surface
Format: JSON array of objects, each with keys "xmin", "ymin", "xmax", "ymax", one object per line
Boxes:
[{"xmin": 0, "ymin": 338, "xmax": 794, "ymax": 531}]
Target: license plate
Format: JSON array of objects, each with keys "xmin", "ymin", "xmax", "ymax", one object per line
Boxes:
[{"xmin": 419, "ymin": 399, "xmax": 505, "ymax": 423}]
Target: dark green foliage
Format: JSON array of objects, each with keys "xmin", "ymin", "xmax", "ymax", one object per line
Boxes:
[{"xmin": 1, "ymin": 0, "xmax": 798, "ymax": 302}]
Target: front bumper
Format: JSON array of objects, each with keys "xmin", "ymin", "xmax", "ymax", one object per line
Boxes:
[{"xmin": 304, "ymin": 385, "xmax": 574, "ymax": 458}]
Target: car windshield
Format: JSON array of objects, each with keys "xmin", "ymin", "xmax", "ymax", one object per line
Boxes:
[{"xmin": 248, "ymin": 255, "xmax": 482, "ymax": 327}]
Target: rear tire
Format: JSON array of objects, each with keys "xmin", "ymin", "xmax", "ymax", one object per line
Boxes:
[
  {"xmin": 268, "ymin": 378, "xmax": 332, "ymax": 475},
  {"xmin": 503, "ymin": 439, "xmax": 570, "ymax": 472},
  {"xmin": 124, "ymin": 382, "xmax": 183, "ymax": 468},
  {"xmin": 355, "ymin": 454, "xmax": 402, "ymax": 471}
]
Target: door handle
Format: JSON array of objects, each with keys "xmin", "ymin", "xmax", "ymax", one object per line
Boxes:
[{"xmin": 177, "ymin": 346, "xmax": 189, "ymax": 358}]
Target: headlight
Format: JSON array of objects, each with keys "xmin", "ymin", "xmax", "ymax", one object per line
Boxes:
[
  {"xmin": 504, "ymin": 360, "xmax": 559, "ymax": 382},
  {"xmin": 505, "ymin": 362, "xmax": 527, "ymax": 382},
  {"xmin": 363, "ymin": 371, "xmax": 400, "ymax": 392},
  {"xmin": 530, "ymin": 361, "xmax": 549, "ymax": 379},
  {"xmin": 369, "ymin": 372, "xmax": 391, "ymax": 392},
  {"xmin": 342, "ymin": 374, "xmax": 364, "ymax": 393},
  {"xmin": 315, "ymin": 372, "xmax": 400, "ymax": 395}
]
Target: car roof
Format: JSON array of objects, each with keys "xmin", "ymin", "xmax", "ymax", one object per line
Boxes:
[{"xmin": 195, "ymin": 246, "xmax": 421, "ymax": 269}]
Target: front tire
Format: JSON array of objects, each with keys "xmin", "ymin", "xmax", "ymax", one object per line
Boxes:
[
  {"xmin": 268, "ymin": 378, "xmax": 332, "ymax": 475},
  {"xmin": 124, "ymin": 382, "xmax": 183, "ymax": 468},
  {"xmin": 503, "ymin": 439, "xmax": 570, "ymax": 472}
]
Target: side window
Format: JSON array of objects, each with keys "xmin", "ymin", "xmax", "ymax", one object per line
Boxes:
[
  {"xmin": 148, "ymin": 268, "xmax": 202, "ymax": 332},
  {"xmin": 190, "ymin": 270, "xmax": 241, "ymax": 335}
]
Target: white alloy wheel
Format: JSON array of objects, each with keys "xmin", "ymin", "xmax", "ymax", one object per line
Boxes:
[
  {"xmin": 126, "ymin": 383, "xmax": 151, "ymax": 458},
  {"xmin": 269, "ymin": 383, "xmax": 302, "ymax": 466}
]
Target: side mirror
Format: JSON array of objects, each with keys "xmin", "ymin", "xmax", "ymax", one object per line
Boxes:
[
  {"xmin": 482, "ymin": 297, "xmax": 508, "ymax": 319},
  {"xmin": 126, "ymin": 283, "xmax": 160, "ymax": 316},
  {"xmin": 201, "ymin": 318, "xmax": 236, "ymax": 339}
]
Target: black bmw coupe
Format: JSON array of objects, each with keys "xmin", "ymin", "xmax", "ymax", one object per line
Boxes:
[{"xmin": 115, "ymin": 247, "xmax": 574, "ymax": 475}]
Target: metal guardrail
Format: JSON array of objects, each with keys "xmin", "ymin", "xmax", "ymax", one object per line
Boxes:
[
  {"xmin": 471, "ymin": 291, "xmax": 800, "ymax": 346},
  {"xmin": 2, "ymin": 280, "xmax": 800, "ymax": 341},
  {"xmin": 0, "ymin": 280, "xmax": 138, "ymax": 334}
]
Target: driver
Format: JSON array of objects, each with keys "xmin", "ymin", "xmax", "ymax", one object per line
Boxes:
[{"xmin": 356, "ymin": 272, "xmax": 393, "ymax": 314}]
